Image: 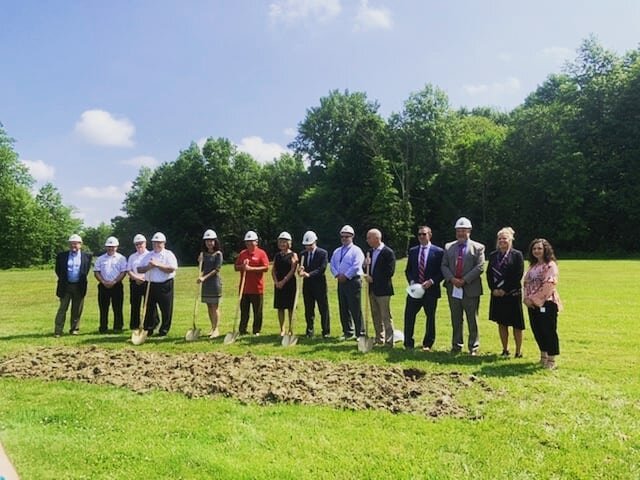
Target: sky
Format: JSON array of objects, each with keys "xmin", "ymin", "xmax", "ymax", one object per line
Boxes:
[{"xmin": 2, "ymin": 0, "xmax": 639, "ymax": 227}]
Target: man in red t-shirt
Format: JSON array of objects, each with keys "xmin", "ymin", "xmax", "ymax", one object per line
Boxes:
[{"xmin": 235, "ymin": 230, "xmax": 270, "ymax": 335}]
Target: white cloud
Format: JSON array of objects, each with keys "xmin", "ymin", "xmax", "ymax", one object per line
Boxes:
[
  {"xmin": 236, "ymin": 136, "xmax": 289, "ymax": 164},
  {"xmin": 21, "ymin": 159, "xmax": 55, "ymax": 182},
  {"xmin": 497, "ymin": 52, "xmax": 512, "ymax": 62},
  {"xmin": 74, "ymin": 109, "xmax": 135, "ymax": 147},
  {"xmin": 269, "ymin": 0, "xmax": 342, "ymax": 24},
  {"xmin": 463, "ymin": 76, "xmax": 521, "ymax": 97},
  {"xmin": 121, "ymin": 155, "xmax": 159, "ymax": 169},
  {"xmin": 354, "ymin": 0, "xmax": 392, "ymax": 31},
  {"xmin": 540, "ymin": 46, "xmax": 573, "ymax": 66},
  {"xmin": 75, "ymin": 182, "xmax": 132, "ymax": 200},
  {"xmin": 283, "ymin": 127, "xmax": 297, "ymax": 137}
]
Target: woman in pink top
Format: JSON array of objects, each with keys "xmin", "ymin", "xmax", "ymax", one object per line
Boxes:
[{"xmin": 523, "ymin": 238, "xmax": 563, "ymax": 370}]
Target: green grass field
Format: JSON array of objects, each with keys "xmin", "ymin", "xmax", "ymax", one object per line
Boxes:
[{"xmin": 1, "ymin": 259, "xmax": 639, "ymax": 479}]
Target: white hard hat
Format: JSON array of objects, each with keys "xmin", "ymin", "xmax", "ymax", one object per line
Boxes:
[
  {"xmin": 406, "ymin": 283, "xmax": 425, "ymax": 299},
  {"xmin": 278, "ymin": 231, "xmax": 292, "ymax": 241},
  {"xmin": 340, "ymin": 225, "xmax": 355, "ymax": 236},
  {"xmin": 302, "ymin": 230, "xmax": 318, "ymax": 245},
  {"xmin": 133, "ymin": 234, "xmax": 146, "ymax": 244},
  {"xmin": 454, "ymin": 217, "xmax": 473, "ymax": 229},
  {"xmin": 68, "ymin": 234, "xmax": 82, "ymax": 243},
  {"xmin": 104, "ymin": 236, "xmax": 119, "ymax": 247},
  {"xmin": 244, "ymin": 230, "xmax": 258, "ymax": 241},
  {"xmin": 151, "ymin": 232, "xmax": 166, "ymax": 242},
  {"xmin": 203, "ymin": 229, "xmax": 217, "ymax": 240}
]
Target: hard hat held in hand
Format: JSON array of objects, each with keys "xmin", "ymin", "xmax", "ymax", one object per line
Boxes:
[{"xmin": 406, "ymin": 283, "xmax": 425, "ymax": 299}]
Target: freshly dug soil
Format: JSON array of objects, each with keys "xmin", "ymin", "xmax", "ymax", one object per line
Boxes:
[{"xmin": 0, "ymin": 347, "xmax": 490, "ymax": 418}]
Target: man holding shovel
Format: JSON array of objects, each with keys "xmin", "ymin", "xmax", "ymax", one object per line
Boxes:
[
  {"xmin": 329, "ymin": 225, "xmax": 365, "ymax": 340},
  {"xmin": 138, "ymin": 232, "xmax": 178, "ymax": 337},
  {"xmin": 299, "ymin": 230, "xmax": 331, "ymax": 338},
  {"xmin": 235, "ymin": 230, "xmax": 269, "ymax": 336}
]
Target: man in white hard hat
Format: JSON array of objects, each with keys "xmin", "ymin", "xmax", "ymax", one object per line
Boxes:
[
  {"xmin": 126, "ymin": 234, "xmax": 156, "ymax": 330},
  {"xmin": 138, "ymin": 232, "xmax": 178, "ymax": 337},
  {"xmin": 53, "ymin": 234, "xmax": 92, "ymax": 337},
  {"xmin": 235, "ymin": 230, "xmax": 269, "ymax": 335},
  {"xmin": 299, "ymin": 230, "xmax": 331, "ymax": 338},
  {"xmin": 94, "ymin": 236, "xmax": 128, "ymax": 333},
  {"xmin": 365, "ymin": 228, "xmax": 396, "ymax": 347},
  {"xmin": 441, "ymin": 217, "xmax": 485, "ymax": 355},
  {"xmin": 329, "ymin": 225, "xmax": 365, "ymax": 340},
  {"xmin": 403, "ymin": 225, "xmax": 444, "ymax": 351}
]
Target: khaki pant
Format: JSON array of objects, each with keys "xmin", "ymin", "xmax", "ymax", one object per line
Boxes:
[{"xmin": 368, "ymin": 292, "xmax": 394, "ymax": 345}]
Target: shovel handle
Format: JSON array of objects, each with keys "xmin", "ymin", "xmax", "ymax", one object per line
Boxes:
[{"xmin": 231, "ymin": 270, "xmax": 246, "ymax": 334}]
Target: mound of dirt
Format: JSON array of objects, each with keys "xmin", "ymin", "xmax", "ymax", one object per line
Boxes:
[{"xmin": 0, "ymin": 347, "xmax": 490, "ymax": 418}]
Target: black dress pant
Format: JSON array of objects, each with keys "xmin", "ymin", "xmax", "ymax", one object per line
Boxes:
[
  {"xmin": 144, "ymin": 279, "xmax": 174, "ymax": 335},
  {"xmin": 528, "ymin": 301, "xmax": 559, "ymax": 356},
  {"xmin": 403, "ymin": 294, "xmax": 438, "ymax": 349},
  {"xmin": 98, "ymin": 282, "xmax": 124, "ymax": 332},
  {"xmin": 129, "ymin": 281, "xmax": 153, "ymax": 330},
  {"xmin": 239, "ymin": 294, "xmax": 263, "ymax": 334},
  {"xmin": 303, "ymin": 280, "xmax": 330, "ymax": 336},
  {"xmin": 337, "ymin": 277, "xmax": 363, "ymax": 337}
]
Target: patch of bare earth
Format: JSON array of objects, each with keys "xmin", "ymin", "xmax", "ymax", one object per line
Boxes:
[{"xmin": 0, "ymin": 347, "xmax": 491, "ymax": 418}]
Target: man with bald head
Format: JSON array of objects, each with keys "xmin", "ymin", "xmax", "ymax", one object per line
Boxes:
[{"xmin": 365, "ymin": 228, "xmax": 396, "ymax": 347}]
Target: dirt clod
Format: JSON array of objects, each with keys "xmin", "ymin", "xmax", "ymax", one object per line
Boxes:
[{"xmin": 0, "ymin": 347, "xmax": 491, "ymax": 418}]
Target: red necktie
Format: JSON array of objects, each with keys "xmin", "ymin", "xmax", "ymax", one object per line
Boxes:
[
  {"xmin": 455, "ymin": 243, "xmax": 464, "ymax": 278},
  {"xmin": 418, "ymin": 247, "xmax": 426, "ymax": 282}
]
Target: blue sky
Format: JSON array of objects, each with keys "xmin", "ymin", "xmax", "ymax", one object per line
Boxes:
[{"xmin": 2, "ymin": 0, "xmax": 639, "ymax": 226}]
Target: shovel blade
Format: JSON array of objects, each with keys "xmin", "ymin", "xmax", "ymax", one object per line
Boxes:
[
  {"xmin": 223, "ymin": 332, "xmax": 238, "ymax": 345},
  {"xmin": 131, "ymin": 329, "xmax": 148, "ymax": 346},
  {"xmin": 287, "ymin": 335, "xmax": 298, "ymax": 347},
  {"xmin": 185, "ymin": 328, "xmax": 201, "ymax": 342},
  {"xmin": 281, "ymin": 335, "xmax": 290, "ymax": 347},
  {"xmin": 357, "ymin": 335, "xmax": 373, "ymax": 353}
]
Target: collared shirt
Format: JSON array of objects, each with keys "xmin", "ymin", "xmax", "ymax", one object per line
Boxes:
[
  {"xmin": 330, "ymin": 243, "xmax": 364, "ymax": 279},
  {"xmin": 127, "ymin": 249, "xmax": 149, "ymax": 280},
  {"xmin": 235, "ymin": 247, "xmax": 269, "ymax": 294},
  {"xmin": 142, "ymin": 248, "xmax": 178, "ymax": 283},
  {"xmin": 371, "ymin": 243, "xmax": 385, "ymax": 273},
  {"xmin": 67, "ymin": 251, "xmax": 82, "ymax": 283},
  {"xmin": 94, "ymin": 252, "xmax": 127, "ymax": 282}
]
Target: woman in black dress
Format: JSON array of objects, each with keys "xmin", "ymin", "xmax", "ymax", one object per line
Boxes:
[
  {"xmin": 198, "ymin": 229, "xmax": 223, "ymax": 338},
  {"xmin": 487, "ymin": 227, "xmax": 525, "ymax": 357},
  {"xmin": 272, "ymin": 231, "xmax": 298, "ymax": 336}
]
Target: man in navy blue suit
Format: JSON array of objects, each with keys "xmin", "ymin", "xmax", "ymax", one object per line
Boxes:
[
  {"xmin": 299, "ymin": 230, "xmax": 331, "ymax": 338},
  {"xmin": 403, "ymin": 226, "xmax": 444, "ymax": 351}
]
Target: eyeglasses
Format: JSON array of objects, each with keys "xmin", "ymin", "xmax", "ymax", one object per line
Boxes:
[
  {"xmin": 134, "ymin": 242, "xmax": 144, "ymax": 245},
  {"xmin": 340, "ymin": 235, "xmax": 351, "ymax": 239},
  {"xmin": 418, "ymin": 232, "xmax": 430, "ymax": 236}
]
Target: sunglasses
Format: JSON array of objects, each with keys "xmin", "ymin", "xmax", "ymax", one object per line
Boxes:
[{"xmin": 418, "ymin": 232, "xmax": 430, "ymax": 236}]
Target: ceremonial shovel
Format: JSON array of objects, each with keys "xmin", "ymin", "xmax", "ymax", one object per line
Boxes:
[
  {"xmin": 358, "ymin": 252, "xmax": 375, "ymax": 353},
  {"xmin": 185, "ymin": 257, "xmax": 204, "ymax": 342},
  {"xmin": 224, "ymin": 270, "xmax": 246, "ymax": 345}
]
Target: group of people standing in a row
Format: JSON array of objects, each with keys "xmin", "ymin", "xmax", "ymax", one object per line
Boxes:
[
  {"xmin": 53, "ymin": 216, "xmax": 562, "ymax": 369},
  {"xmin": 54, "ymin": 232, "xmax": 177, "ymax": 338}
]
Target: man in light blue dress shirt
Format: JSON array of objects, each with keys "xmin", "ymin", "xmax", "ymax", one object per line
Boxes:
[{"xmin": 329, "ymin": 225, "xmax": 365, "ymax": 340}]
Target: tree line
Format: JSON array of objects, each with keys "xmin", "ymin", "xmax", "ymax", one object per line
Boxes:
[{"xmin": 2, "ymin": 37, "xmax": 638, "ymax": 268}]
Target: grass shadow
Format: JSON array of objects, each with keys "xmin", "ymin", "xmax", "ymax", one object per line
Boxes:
[{"xmin": 474, "ymin": 361, "xmax": 542, "ymax": 377}]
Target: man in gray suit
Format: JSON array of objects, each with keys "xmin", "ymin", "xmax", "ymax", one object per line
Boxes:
[{"xmin": 441, "ymin": 217, "xmax": 485, "ymax": 355}]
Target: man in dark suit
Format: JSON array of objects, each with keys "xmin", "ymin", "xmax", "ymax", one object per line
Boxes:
[
  {"xmin": 54, "ymin": 234, "xmax": 92, "ymax": 337},
  {"xmin": 403, "ymin": 226, "xmax": 444, "ymax": 351},
  {"xmin": 365, "ymin": 228, "xmax": 396, "ymax": 346},
  {"xmin": 441, "ymin": 217, "xmax": 485, "ymax": 355},
  {"xmin": 299, "ymin": 230, "xmax": 331, "ymax": 338}
]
